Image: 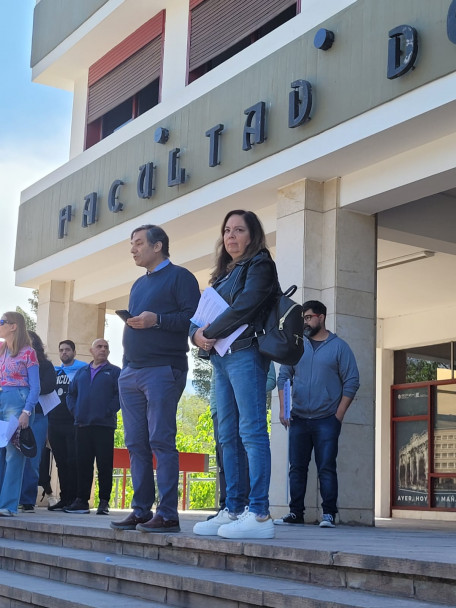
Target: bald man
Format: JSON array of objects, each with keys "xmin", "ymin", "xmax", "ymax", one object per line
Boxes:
[{"xmin": 65, "ymin": 339, "xmax": 121, "ymax": 514}]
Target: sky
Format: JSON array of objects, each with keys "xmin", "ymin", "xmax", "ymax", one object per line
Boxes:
[
  {"xmin": 0, "ymin": 1, "xmax": 127, "ymax": 365},
  {"xmin": 0, "ymin": 1, "xmax": 72, "ymax": 313}
]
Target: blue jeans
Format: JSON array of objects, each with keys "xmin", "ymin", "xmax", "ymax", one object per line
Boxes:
[
  {"xmin": 0, "ymin": 387, "xmax": 35, "ymax": 513},
  {"xmin": 20, "ymin": 411, "xmax": 48, "ymax": 505},
  {"xmin": 211, "ymin": 345, "xmax": 270, "ymax": 516},
  {"xmin": 289, "ymin": 414, "xmax": 342, "ymax": 516},
  {"xmin": 118, "ymin": 365, "xmax": 186, "ymax": 520}
]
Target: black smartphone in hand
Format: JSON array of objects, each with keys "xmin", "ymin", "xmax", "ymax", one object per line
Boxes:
[{"xmin": 115, "ymin": 309, "xmax": 132, "ymax": 323}]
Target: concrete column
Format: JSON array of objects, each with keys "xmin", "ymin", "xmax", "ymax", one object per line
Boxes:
[
  {"xmin": 36, "ymin": 280, "xmax": 106, "ymax": 365},
  {"xmin": 161, "ymin": 0, "xmax": 190, "ymax": 102},
  {"xmin": 376, "ymin": 340, "xmax": 394, "ymax": 518},
  {"xmin": 270, "ymin": 178, "xmax": 376, "ymax": 525}
]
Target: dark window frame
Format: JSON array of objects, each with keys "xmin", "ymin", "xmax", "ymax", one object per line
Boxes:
[{"xmin": 391, "ymin": 379, "xmax": 456, "ymax": 513}]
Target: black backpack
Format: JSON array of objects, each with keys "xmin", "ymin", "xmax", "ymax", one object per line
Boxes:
[{"xmin": 256, "ymin": 285, "xmax": 304, "ymax": 365}]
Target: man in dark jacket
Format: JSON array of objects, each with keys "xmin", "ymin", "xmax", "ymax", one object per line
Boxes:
[{"xmin": 64, "ymin": 339, "xmax": 120, "ymax": 515}]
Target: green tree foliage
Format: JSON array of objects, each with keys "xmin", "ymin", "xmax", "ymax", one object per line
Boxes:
[
  {"xmin": 176, "ymin": 393, "xmax": 210, "ymax": 439},
  {"xmin": 191, "ymin": 347, "xmax": 212, "ymax": 401},
  {"xmin": 406, "ymin": 358, "xmax": 442, "ymax": 383},
  {"xmin": 28, "ymin": 289, "xmax": 39, "ymax": 316},
  {"xmin": 16, "ymin": 306, "xmax": 36, "ymax": 331}
]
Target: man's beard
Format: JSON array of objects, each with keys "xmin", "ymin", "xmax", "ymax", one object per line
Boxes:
[{"xmin": 304, "ymin": 323, "xmax": 321, "ymax": 338}]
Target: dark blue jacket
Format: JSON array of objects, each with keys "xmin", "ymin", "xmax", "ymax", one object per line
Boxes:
[{"xmin": 67, "ymin": 362, "xmax": 121, "ymax": 429}]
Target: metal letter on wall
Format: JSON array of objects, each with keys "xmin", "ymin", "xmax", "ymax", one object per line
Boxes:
[
  {"xmin": 387, "ymin": 25, "xmax": 418, "ymax": 80},
  {"xmin": 108, "ymin": 180, "xmax": 124, "ymax": 212},
  {"xmin": 81, "ymin": 192, "xmax": 98, "ymax": 227},
  {"xmin": 205, "ymin": 124, "xmax": 224, "ymax": 167},
  {"xmin": 288, "ymin": 80, "xmax": 313, "ymax": 128},
  {"xmin": 137, "ymin": 163, "xmax": 155, "ymax": 198},
  {"xmin": 57, "ymin": 205, "xmax": 72, "ymax": 239},
  {"xmin": 168, "ymin": 148, "xmax": 186, "ymax": 187},
  {"xmin": 242, "ymin": 102, "xmax": 266, "ymax": 151},
  {"xmin": 448, "ymin": 0, "xmax": 456, "ymax": 44}
]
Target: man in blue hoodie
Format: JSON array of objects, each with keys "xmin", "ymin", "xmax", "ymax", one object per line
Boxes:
[{"xmin": 276, "ymin": 300, "xmax": 359, "ymax": 528}]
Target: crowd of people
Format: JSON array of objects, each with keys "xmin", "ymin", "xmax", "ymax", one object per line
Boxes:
[{"xmin": 0, "ymin": 209, "xmax": 359, "ymax": 540}]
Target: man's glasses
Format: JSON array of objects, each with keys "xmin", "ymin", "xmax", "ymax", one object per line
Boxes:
[
  {"xmin": 303, "ymin": 314, "xmax": 320, "ymax": 322},
  {"xmin": 0, "ymin": 320, "xmax": 12, "ymax": 326}
]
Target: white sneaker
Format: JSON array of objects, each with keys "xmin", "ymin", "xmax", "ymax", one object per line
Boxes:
[
  {"xmin": 193, "ymin": 508, "xmax": 236, "ymax": 535},
  {"xmin": 46, "ymin": 494, "xmax": 58, "ymax": 508},
  {"xmin": 217, "ymin": 507, "xmax": 275, "ymax": 539}
]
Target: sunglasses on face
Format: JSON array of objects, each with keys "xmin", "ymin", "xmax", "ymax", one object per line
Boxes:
[{"xmin": 0, "ymin": 320, "xmax": 12, "ymax": 326}]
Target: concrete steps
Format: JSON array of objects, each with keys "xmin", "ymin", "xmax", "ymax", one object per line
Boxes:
[{"xmin": 0, "ymin": 514, "xmax": 454, "ymax": 607}]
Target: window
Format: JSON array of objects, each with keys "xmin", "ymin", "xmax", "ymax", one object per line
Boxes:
[
  {"xmin": 188, "ymin": 0, "xmax": 298, "ymax": 83},
  {"xmin": 391, "ymin": 380, "xmax": 456, "ymax": 511},
  {"xmin": 394, "ymin": 343, "xmax": 455, "ymax": 384},
  {"xmin": 85, "ymin": 13, "xmax": 164, "ymax": 149}
]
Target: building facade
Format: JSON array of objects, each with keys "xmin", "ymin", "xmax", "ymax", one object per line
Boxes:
[{"xmin": 17, "ymin": 0, "xmax": 456, "ymax": 523}]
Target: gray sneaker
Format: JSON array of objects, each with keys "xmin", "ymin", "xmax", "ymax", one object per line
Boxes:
[{"xmin": 319, "ymin": 513, "xmax": 336, "ymax": 528}]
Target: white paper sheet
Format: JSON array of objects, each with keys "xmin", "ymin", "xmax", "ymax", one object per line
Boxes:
[
  {"xmin": 39, "ymin": 390, "xmax": 61, "ymax": 415},
  {"xmin": 0, "ymin": 416, "xmax": 19, "ymax": 448},
  {"xmin": 191, "ymin": 287, "xmax": 248, "ymax": 357}
]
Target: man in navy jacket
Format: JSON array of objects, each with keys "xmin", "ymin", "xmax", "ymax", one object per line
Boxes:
[
  {"xmin": 65, "ymin": 339, "xmax": 120, "ymax": 515},
  {"xmin": 276, "ymin": 300, "xmax": 359, "ymax": 528}
]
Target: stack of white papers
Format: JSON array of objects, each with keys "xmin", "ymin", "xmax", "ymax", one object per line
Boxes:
[{"xmin": 191, "ymin": 287, "xmax": 247, "ymax": 357}]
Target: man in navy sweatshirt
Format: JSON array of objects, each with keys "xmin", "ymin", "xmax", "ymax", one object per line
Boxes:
[
  {"xmin": 111, "ymin": 224, "xmax": 200, "ymax": 533},
  {"xmin": 275, "ymin": 300, "xmax": 359, "ymax": 529},
  {"xmin": 65, "ymin": 339, "xmax": 120, "ymax": 515}
]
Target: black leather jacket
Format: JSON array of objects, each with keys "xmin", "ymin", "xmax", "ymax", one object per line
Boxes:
[{"xmin": 190, "ymin": 249, "xmax": 279, "ymax": 348}]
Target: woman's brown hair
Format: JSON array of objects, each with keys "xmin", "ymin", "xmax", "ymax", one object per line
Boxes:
[
  {"xmin": 210, "ymin": 210, "xmax": 268, "ymax": 284},
  {"xmin": 0, "ymin": 311, "xmax": 31, "ymax": 357}
]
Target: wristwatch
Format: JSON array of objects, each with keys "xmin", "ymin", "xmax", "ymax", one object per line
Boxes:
[{"xmin": 21, "ymin": 409, "xmax": 31, "ymax": 417}]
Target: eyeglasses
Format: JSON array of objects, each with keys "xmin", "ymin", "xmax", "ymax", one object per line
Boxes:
[
  {"xmin": 0, "ymin": 320, "xmax": 12, "ymax": 326},
  {"xmin": 303, "ymin": 314, "xmax": 320, "ymax": 322}
]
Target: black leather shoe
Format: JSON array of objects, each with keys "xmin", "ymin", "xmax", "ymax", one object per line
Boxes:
[
  {"xmin": 136, "ymin": 513, "xmax": 180, "ymax": 533},
  {"xmin": 110, "ymin": 511, "xmax": 153, "ymax": 531}
]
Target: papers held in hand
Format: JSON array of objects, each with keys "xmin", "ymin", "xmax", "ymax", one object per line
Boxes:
[{"xmin": 190, "ymin": 287, "xmax": 247, "ymax": 357}]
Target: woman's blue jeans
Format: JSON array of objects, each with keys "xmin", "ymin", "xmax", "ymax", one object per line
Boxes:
[
  {"xmin": 20, "ymin": 411, "xmax": 48, "ymax": 505},
  {"xmin": 211, "ymin": 345, "xmax": 270, "ymax": 516},
  {"xmin": 0, "ymin": 387, "xmax": 35, "ymax": 513}
]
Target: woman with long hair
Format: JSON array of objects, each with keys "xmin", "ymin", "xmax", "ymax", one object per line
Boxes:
[
  {"xmin": 191, "ymin": 210, "xmax": 279, "ymax": 539},
  {"xmin": 19, "ymin": 331, "xmax": 56, "ymax": 512},
  {"xmin": 0, "ymin": 312, "xmax": 40, "ymax": 516}
]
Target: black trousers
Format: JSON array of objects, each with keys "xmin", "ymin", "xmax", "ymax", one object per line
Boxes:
[
  {"xmin": 48, "ymin": 422, "xmax": 77, "ymax": 504},
  {"xmin": 75, "ymin": 426, "xmax": 115, "ymax": 502}
]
